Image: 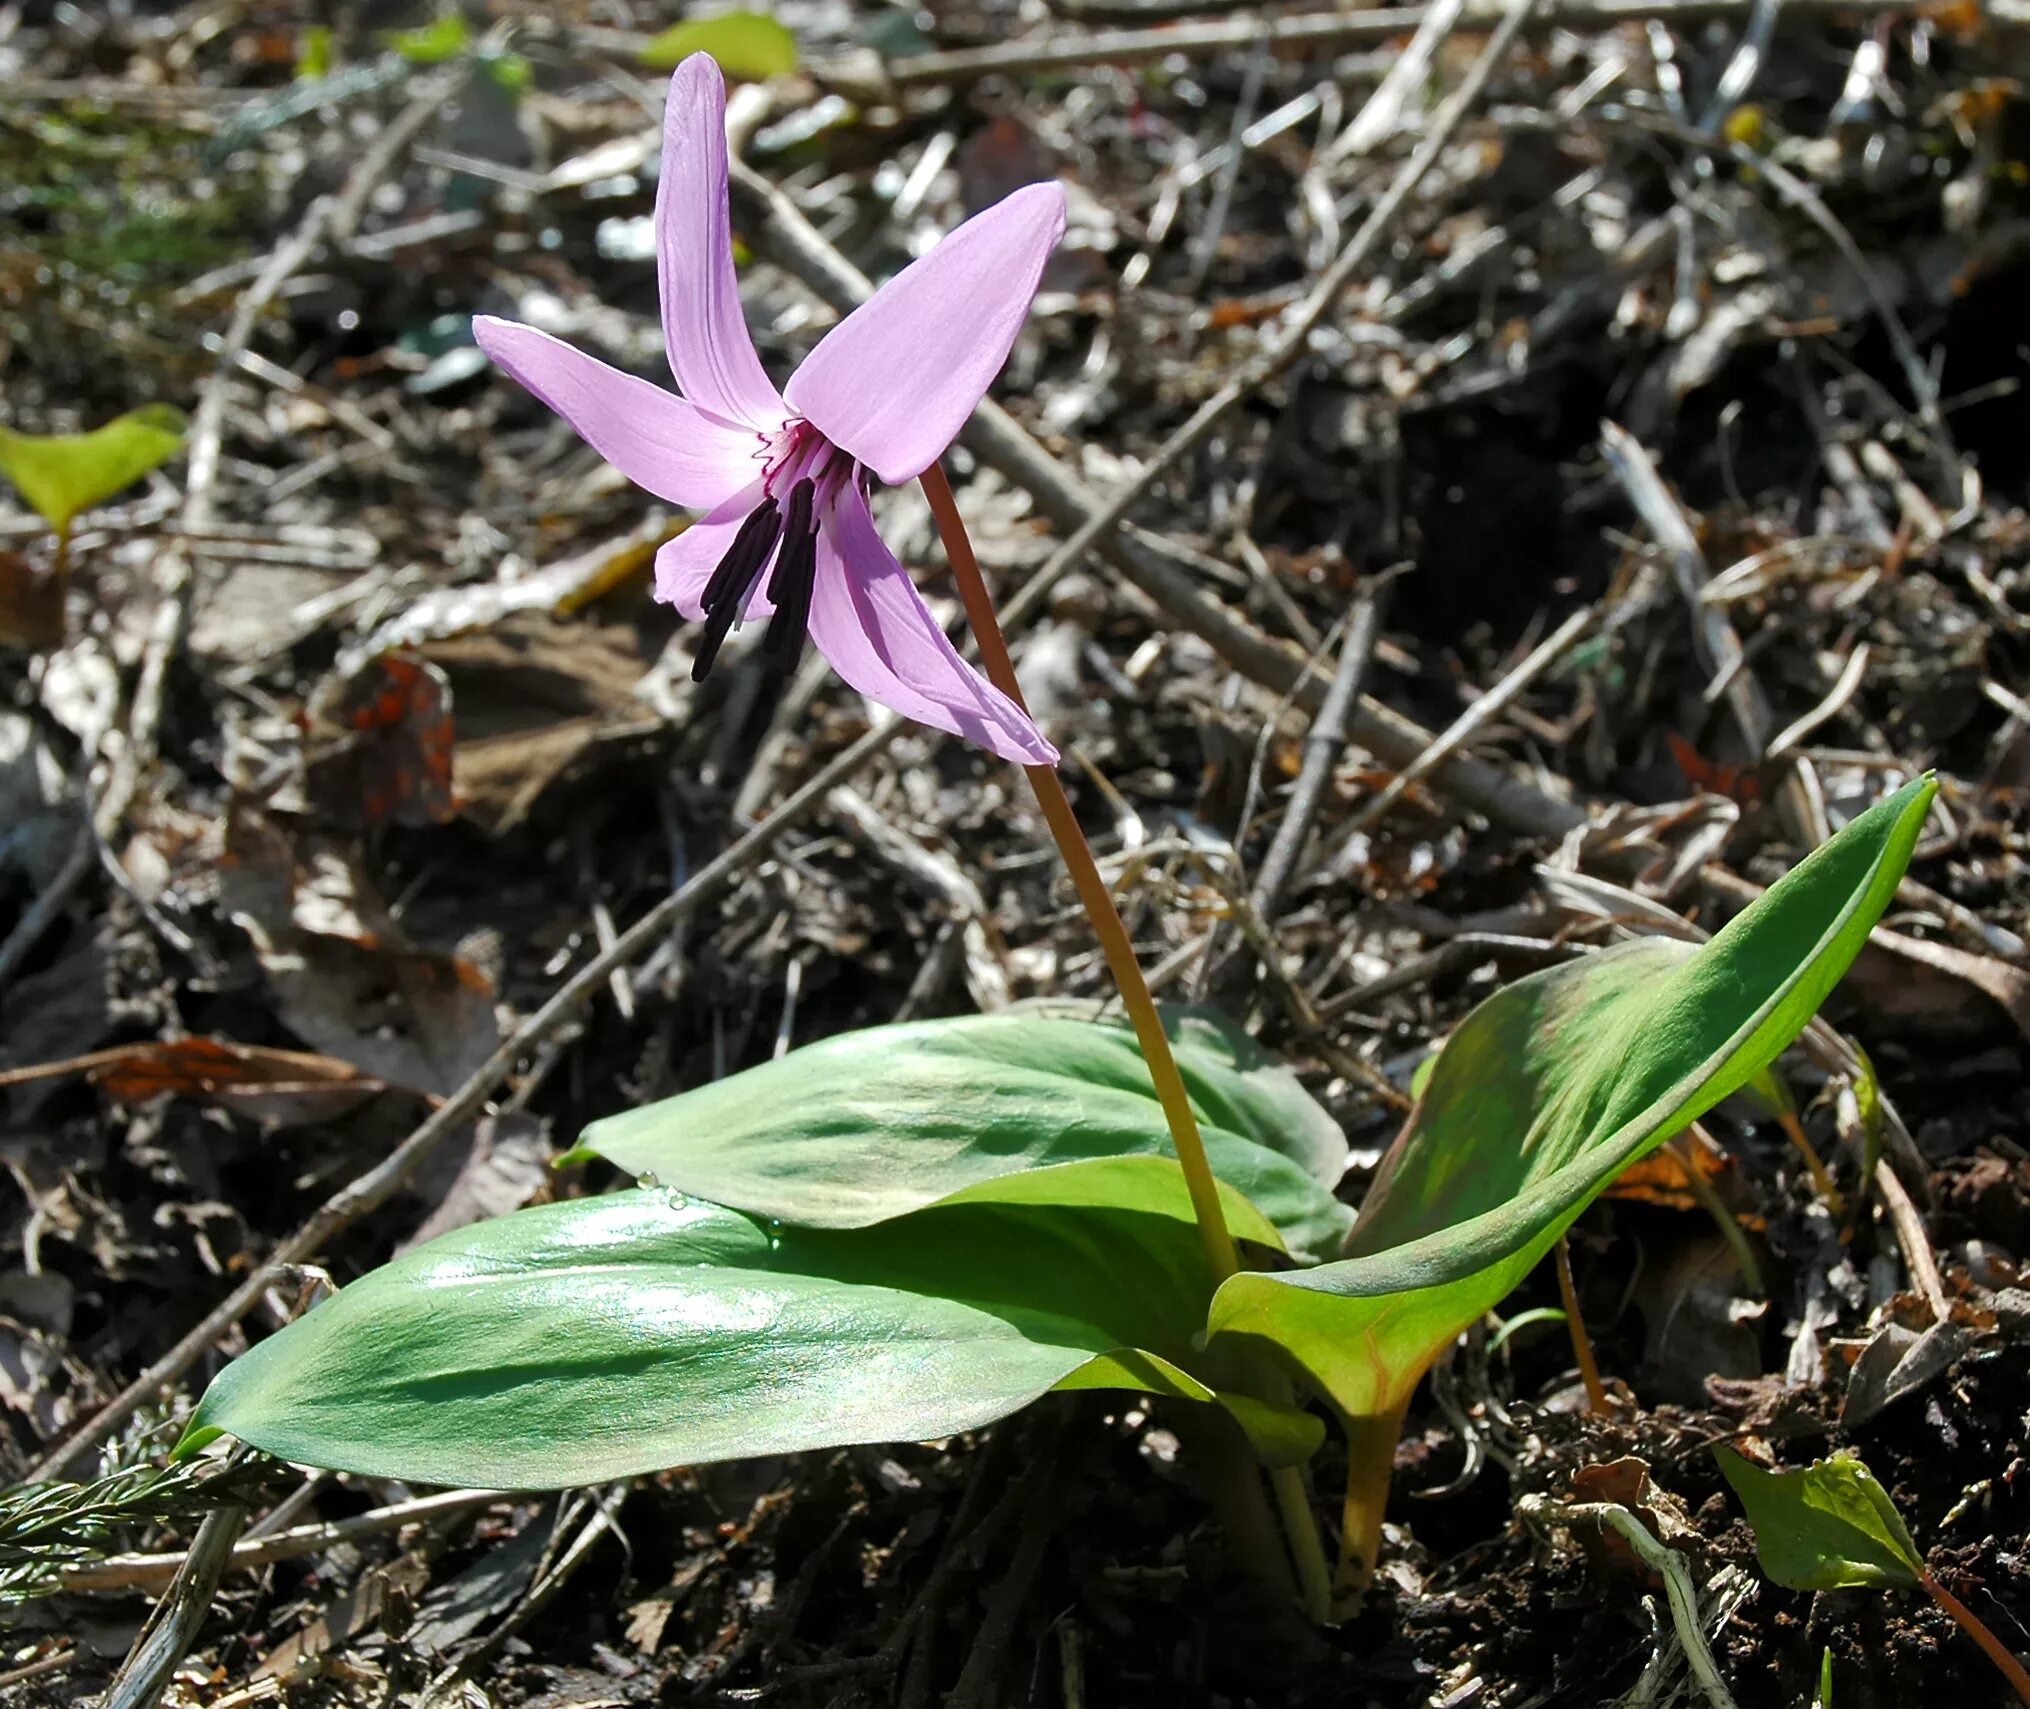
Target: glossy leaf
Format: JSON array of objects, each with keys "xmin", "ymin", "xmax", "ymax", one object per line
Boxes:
[
  {"xmin": 1209, "ymin": 777, "xmax": 1935, "ymax": 1422},
  {"xmin": 1715, "ymin": 1449, "xmax": 1921, "ymax": 1591},
  {"xmin": 181, "ymin": 1188, "xmax": 1317, "ymax": 1487},
  {"xmin": 572, "ymin": 1006, "xmax": 1353, "ymax": 1262},
  {"xmin": 0, "ymin": 405, "xmax": 187, "ymax": 533},
  {"xmin": 638, "ymin": 12, "xmax": 797, "ymax": 78}
]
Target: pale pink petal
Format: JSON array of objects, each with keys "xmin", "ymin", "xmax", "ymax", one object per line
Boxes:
[
  {"xmin": 474, "ymin": 316, "xmax": 757, "ymax": 509},
  {"xmin": 809, "ymin": 484, "xmax": 1057, "ymax": 766},
  {"xmin": 656, "ymin": 55, "xmax": 787, "ymax": 431},
  {"xmin": 784, "ymin": 184, "xmax": 1066, "ymax": 485},
  {"xmin": 654, "ymin": 478, "xmax": 776, "ymax": 619}
]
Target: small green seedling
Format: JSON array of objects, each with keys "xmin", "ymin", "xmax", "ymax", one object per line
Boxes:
[
  {"xmin": 0, "ymin": 404, "xmax": 186, "ymax": 648},
  {"xmin": 0, "ymin": 404, "xmax": 187, "ymax": 545},
  {"xmin": 387, "ymin": 13, "xmax": 470, "ymax": 63},
  {"xmin": 638, "ymin": 11, "xmax": 798, "ymax": 78},
  {"xmin": 1718, "ymin": 1448, "xmax": 2030, "ymax": 1703},
  {"xmin": 180, "ymin": 779, "xmax": 1936, "ymax": 1623}
]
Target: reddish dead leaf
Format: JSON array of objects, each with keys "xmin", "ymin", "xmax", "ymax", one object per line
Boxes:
[
  {"xmin": 0, "ymin": 1036, "xmax": 388, "ymax": 1126},
  {"xmin": 303, "ymin": 652, "xmax": 457, "ymax": 829},
  {"xmin": 1920, "ymin": 0, "xmax": 1984, "ymax": 36},
  {"xmin": 1570, "ymin": 1456, "xmax": 1652, "ymax": 1508},
  {"xmin": 1208, "ymin": 297, "xmax": 1286, "ymax": 330},
  {"xmin": 1605, "ymin": 1130, "xmax": 1728, "ymax": 1210},
  {"xmin": 1568, "ymin": 1458, "xmax": 1670, "ymax": 1578},
  {"xmin": 1667, "ymin": 730, "xmax": 1762, "ymax": 805}
]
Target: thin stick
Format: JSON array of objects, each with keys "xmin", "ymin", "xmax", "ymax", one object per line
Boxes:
[
  {"xmin": 1875, "ymin": 1160, "xmax": 1950, "ymax": 1323},
  {"xmin": 101, "ymin": 1502, "xmax": 248, "ymax": 1709},
  {"xmin": 0, "ymin": 822, "xmax": 94, "ymax": 997},
  {"xmin": 1776, "ymin": 1106, "xmax": 1844, "ymax": 1217},
  {"xmin": 1919, "ymin": 1570, "xmax": 2030, "ymax": 1707},
  {"xmin": 728, "ymin": 161, "xmax": 1588, "ymax": 843},
  {"xmin": 871, "ymin": 0, "xmax": 1941, "ymax": 86},
  {"xmin": 1250, "ymin": 581, "xmax": 1389, "ymax": 918},
  {"xmin": 921, "ymin": 463, "xmax": 1237, "ymax": 1287},
  {"xmin": 27, "ymin": 722, "xmax": 901, "ymax": 1480},
  {"xmin": 1006, "ymin": 0, "xmax": 1542, "ymax": 611},
  {"xmin": 1345, "ymin": 604, "xmax": 1593, "ymax": 836},
  {"xmin": 59, "ymin": 1487, "xmax": 506, "ymax": 1593},
  {"xmin": 0, "ymin": 1649, "xmax": 77, "ymax": 1690},
  {"xmin": 1555, "ymin": 1236, "xmax": 1611, "ymax": 1415}
]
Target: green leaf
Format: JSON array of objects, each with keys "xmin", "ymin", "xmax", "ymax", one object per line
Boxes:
[
  {"xmin": 638, "ymin": 11, "xmax": 798, "ymax": 78},
  {"xmin": 1209, "ymin": 777, "xmax": 1934, "ymax": 1421},
  {"xmin": 1816, "ymin": 1646, "xmax": 1834, "ymax": 1709},
  {"xmin": 928, "ymin": 1153, "xmax": 1288, "ymax": 1254},
  {"xmin": 389, "ymin": 14, "xmax": 471, "ymax": 63},
  {"xmin": 0, "ymin": 405, "xmax": 187, "ymax": 533},
  {"xmin": 297, "ymin": 25, "xmax": 334, "ymax": 79},
  {"xmin": 180, "ymin": 1189, "xmax": 1315, "ymax": 1487},
  {"xmin": 1714, "ymin": 1448, "xmax": 1922, "ymax": 1591},
  {"xmin": 572, "ymin": 1005, "xmax": 1353, "ymax": 1262},
  {"xmin": 483, "ymin": 50, "xmax": 532, "ymax": 95}
]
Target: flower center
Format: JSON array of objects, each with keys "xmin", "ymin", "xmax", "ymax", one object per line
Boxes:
[{"xmin": 690, "ymin": 421, "xmax": 845, "ymax": 682}]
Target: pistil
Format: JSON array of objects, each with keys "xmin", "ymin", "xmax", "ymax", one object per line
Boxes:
[
  {"xmin": 762, "ymin": 478, "xmax": 819, "ymax": 673},
  {"xmin": 690, "ymin": 423, "xmax": 851, "ymax": 680}
]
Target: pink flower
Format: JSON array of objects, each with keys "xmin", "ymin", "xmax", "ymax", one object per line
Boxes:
[{"xmin": 473, "ymin": 55, "xmax": 1063, "ymax": 766}]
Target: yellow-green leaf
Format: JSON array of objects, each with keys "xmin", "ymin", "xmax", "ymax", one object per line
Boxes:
[
  {"xmin": 389, "ymin": 14, "xmax": 471, "ymax": 63},
  {"xmin": 0, "ymin": 405, "xmax": 188, "ymax": 533},
  {"xmin": 639, "ymin": 11, "xmax": 797, "ymax": 78}
]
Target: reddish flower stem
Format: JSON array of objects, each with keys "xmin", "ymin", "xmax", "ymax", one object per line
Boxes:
[
  {"xmin": 1555, "ymin": 1235, "xmax": 1611, "ymax": 1415},
  {"xmin": 1920, "ymin": 1570, "xmax": 2030, "ymax": 1706},
  {"xmin": 919, "ymin": 462, "xmax": 1238, "ymax": 1287},
  {"xmin": 925, "ymin": 463, "xmax": 1338, "ymax": 1621}
]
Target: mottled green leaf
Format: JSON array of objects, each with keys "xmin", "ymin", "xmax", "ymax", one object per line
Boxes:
[
  {"xmin": 180, "ymin": 1188, "xmax": 1315, "ymax": 1487},
  {"xmin": 0, "ymin": 405, "xmax": 186, "ymax": 533},
  {"xmin": 572, "ymin": 1005, "xmax": 1352, "ymax": 1262},
  {"xmin": 1715, "ymin": 1449, "xmax": 1921, "ymax": 1591},
  {"xmin": 1210, "ymin": 778, "xmax": 1934, "ymax": 1424},
  {"xmin": 638, "ymin": 12, "xmax": 797, "ymax": 78}
]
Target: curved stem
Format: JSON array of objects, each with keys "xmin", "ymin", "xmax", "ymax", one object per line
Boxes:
[
  {"xmin": 1921, "ymin": 1570, "xmax": 2030, "ymax": 1706},
  {"xmin": 921, "ymin": 461, "xmax": 1238, "ymax": 1286}
]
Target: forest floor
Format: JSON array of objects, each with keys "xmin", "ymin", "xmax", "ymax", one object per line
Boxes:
[{"xmin": 3, "ymin": 0, "xmax": 2030, "ymax": 1704}]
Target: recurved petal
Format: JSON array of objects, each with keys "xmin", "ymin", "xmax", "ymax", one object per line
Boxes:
[
  {"xmin": 784, "ymin": 183, "xmax": 1066, "ymax": 485},
  {"xmin": 809, "ymin": 483, "xmax": 1057, "ymax": 766},
  {"xmin": 656, "ymin": 55, "xmax": 787, "ymax": 431},
  {"xmin": 475, "ymin": 316, "xmax": 758, "ymax": 509},
  {"xmin": 654, "ymin": 478, "xmax": 775, "ymax": 620}
]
